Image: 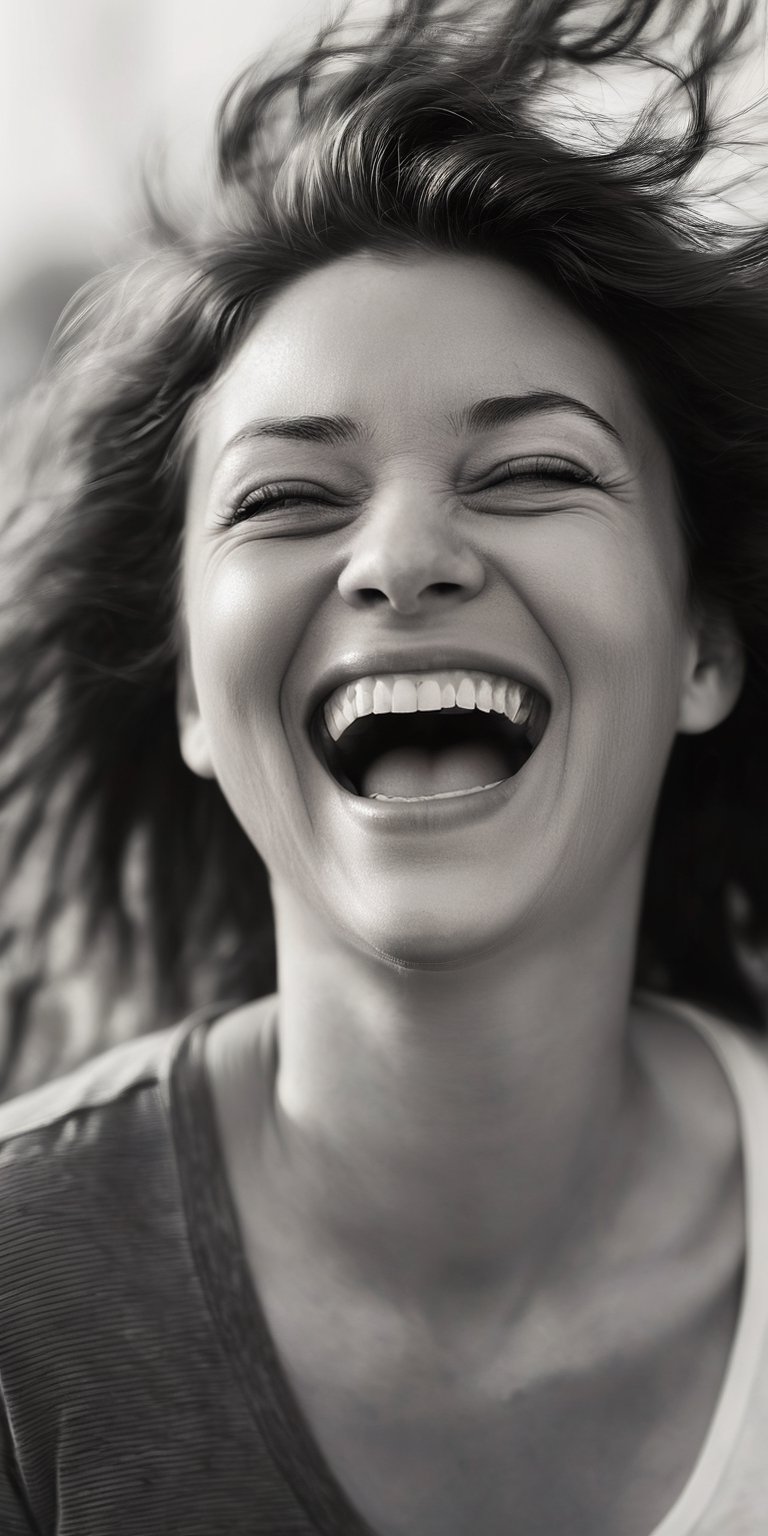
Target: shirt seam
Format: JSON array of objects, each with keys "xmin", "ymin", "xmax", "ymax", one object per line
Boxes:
[{"xmin": 0, "ymin": 1074, "xmax": 163, "ymax": 1152}]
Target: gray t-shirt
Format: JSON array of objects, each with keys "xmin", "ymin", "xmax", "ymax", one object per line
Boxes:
[
  {"xmin": 0, "ymin": 993, "xmax": 766, "ymax": 1534},
  {"xmin": 0, "ymin": 1006, "xmax": 373, "ymax": 1534}
]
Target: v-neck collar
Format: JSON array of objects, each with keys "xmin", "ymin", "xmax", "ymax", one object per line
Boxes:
[
  {"xmin": 166, "ymin": 991, "xmax": 766, "ymax": 1536},
  {"xmin": 168, "ymin": 1003, "xmax": 378, "ymax": 1535}
]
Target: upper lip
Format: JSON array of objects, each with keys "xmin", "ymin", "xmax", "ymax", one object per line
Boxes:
[{"xmin": 305, "ymin": 647, "xmax": 551, "ymax": 729}]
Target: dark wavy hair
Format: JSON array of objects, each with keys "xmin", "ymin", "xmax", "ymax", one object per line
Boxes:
[{"xmin": 2, "ymin": 0, "xmax": 768, "ymax": 1090}]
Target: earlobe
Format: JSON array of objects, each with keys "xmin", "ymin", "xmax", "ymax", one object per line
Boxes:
[
  {"xmin": 179, "ymin": 714, "xmax": 217, "ymax": 779},
  {"xmin": 677, "ymin": 613, "xmax": 746, "ymax": 735},
  {"xmin": 177, "ymin": 665, "xmax": 216, "ymax": 779}
]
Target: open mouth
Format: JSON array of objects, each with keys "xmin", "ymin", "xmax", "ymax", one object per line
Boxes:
[{"xmin": 311, "ymin": 669, "xmax": 550, "ymax": 802}]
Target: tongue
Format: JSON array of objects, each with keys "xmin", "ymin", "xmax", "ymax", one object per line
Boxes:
[{"xmin": 360, "ymin": 742, "xmax": 511, "ymax": 799}]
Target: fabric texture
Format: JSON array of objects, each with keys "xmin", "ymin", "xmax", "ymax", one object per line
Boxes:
[{"xmin": 0, "ymin": 991, "xmax": 765, "ymax": 1535}]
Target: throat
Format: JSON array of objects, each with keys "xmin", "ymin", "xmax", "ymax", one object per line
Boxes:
[{"xmin": 360, "ymin": 741, "xmax": 512, "ymax": 799}]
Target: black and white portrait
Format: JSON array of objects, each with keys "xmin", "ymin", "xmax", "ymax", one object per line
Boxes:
[{"xmin": 1, "ymin": 2, "xmax": 768, "ymax": 1531}]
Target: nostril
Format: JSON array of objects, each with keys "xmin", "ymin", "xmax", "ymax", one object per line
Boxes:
[
  {"xmin": 344, "ymin": 577, "xmax": 473, "ymax": 611},
  {"xmin": 359, "ymin": 580, "xmax": 460, "ymax": 599},
  {"xmin": 357, "ymin": 588, "xmax": 390, "ymax": 606},
  {"xmin": 351, "ymin": 580, "xmax": 468, "ymax": 609}
]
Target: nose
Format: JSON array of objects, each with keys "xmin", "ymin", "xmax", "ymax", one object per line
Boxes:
[{"xmin": 337, "ymin": 480, "xmax": 486, "ymax": 614}]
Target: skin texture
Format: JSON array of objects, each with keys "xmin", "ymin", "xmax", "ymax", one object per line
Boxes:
[{"xmin": 179, "ymin": 253, "xmax": 746, "ymax": 1534}]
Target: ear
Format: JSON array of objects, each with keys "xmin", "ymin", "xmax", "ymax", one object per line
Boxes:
[
  {"xmin": 677, "ymin": 606, "xmax": 745, "ymax": 735},
  {"xmin": 176, "ymin": 656, "xmax": 216, "ymax": 780}
]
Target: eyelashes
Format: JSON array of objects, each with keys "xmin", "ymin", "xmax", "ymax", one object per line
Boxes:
[
  {"xmin": 489, "ymin": 456, "xmax": 603, "ymax": 491},
  {"xmin": 218, "ymin": 455, "xmax": 606, "ymax": 529},
  {"xmin": 221, "ymin": 481, "xmax": 341, "ymax": 528}
]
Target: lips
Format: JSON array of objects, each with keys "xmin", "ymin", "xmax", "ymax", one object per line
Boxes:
[{"xmin": 308, "ymin": 662, "xmax": 550, "ymax": 800}]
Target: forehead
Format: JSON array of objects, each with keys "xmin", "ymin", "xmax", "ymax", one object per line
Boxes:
[{"xmin": 193, "ymin": 251, "xmax": 657, "ymax": 464}]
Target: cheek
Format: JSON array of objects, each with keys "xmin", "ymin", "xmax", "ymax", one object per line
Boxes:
[
  {"xmin": 519, "ymin": 516, "xmax": 689, "ymax": 859},
  {"xmin": 184, "ymin": 548, "xmax": 307, "ymax": 825},
  {"xmin": 193, "ymin": 563, "xmax": 272, "ymax": 733},
  {"xmin": 527, "ymin": 513, "xmax": 687, "ymax": 699}
]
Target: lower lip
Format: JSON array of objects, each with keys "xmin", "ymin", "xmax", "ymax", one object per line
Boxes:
[{"xmin": 326, "ymin": 757, "xmax": 534, "ymax": 833}]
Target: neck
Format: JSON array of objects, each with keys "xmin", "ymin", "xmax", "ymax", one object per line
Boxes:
[{"xmin": 264, "ymin": 874, "xmax": 648, "ymax": 1311}]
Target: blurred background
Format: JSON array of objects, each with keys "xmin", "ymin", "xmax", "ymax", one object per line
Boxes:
[
  {"xmin": 3, "ymin": 0, "xmax": 767, "ymax": 407},
  {"xmin": 1, "ymin": 0, "xmax": 767, "ymax": 1095},
  {"xmin": 0, "ymin": 0, "xmax": 333, "ymax": 404}
]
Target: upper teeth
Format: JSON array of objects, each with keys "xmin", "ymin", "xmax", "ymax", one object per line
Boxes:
[{"xmin": 322, "ymin": 670, "xmax": 537, "ymax": 744}]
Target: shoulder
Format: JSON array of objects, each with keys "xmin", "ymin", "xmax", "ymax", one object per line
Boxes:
[
  {"xmin": 641, "ymin": 990, "xmax": 768, "ymax": 1090},
  {"xmin": 634, "ymin": 991, "xmax": 768, "ymax": 1222},
  {"xmin": 635, "ymin": 988, "xmax": 768, "ymax": 1070},
  {"xmin": 0, "ymin": 1013, "xmax": 212, "ymax": 1338},
  {"xmin": 632, "ymin": 990, "xmax": 768, "ymax": 1166},
  {"xmin": 0, "ymin": 1016, "xmax": 192, "ymax": 1151},
  {"xmin": 0, "ymin": 1012, "xmax": 231, "ymax": 1533}
]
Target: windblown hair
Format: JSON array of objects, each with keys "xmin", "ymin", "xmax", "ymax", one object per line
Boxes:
[{"xmin": 2, "ymin": 0, "xmax": 768, "ymax": 1090}]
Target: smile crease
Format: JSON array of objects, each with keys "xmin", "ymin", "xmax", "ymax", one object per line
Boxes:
[{"xmin": 316, "ymin": 669, "xmax": 549, "ymax": 801}]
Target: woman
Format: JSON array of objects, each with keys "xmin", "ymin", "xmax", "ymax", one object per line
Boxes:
[{"xmin": 1, "ymin": 0, "xmax": 767, "ymax": 1530}]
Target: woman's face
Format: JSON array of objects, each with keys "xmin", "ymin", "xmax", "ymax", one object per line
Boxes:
[{"xmin": 180, "ymin": 251, "xmax": 707, "ymax": 964}]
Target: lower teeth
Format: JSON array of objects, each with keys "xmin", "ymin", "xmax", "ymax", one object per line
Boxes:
[{"xmin": 368, "ymin": 779, "xmax": 505, "ymax": 803}]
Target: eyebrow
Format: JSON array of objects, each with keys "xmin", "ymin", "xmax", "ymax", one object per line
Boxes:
[
  {"xmin": 448, "ymin": 392, "xmax": 624, "ymax": 445},
  {"xmin": 217, "ymin": 391, "xmax": 624, "ymax": 464},
  {"xmin": 222, "ymin": 413, "xmax": 366, "ymax": 454}
]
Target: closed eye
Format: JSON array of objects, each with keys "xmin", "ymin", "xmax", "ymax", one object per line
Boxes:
[
  {"xmin": 216, "ymin": 456, "xmax": 605, "ymax": 530},
  {"xmin": 484, "ymin": 455, "xmax": 603, "ymax": 490},
  {"xmin": 218, "ymin": 481, "xmax": 344, "ymax": 528}
]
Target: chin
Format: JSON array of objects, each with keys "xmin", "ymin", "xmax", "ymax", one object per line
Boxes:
[{"xmin": 342, "ymin": 889, "xmax": 520, "ymax": 973}]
